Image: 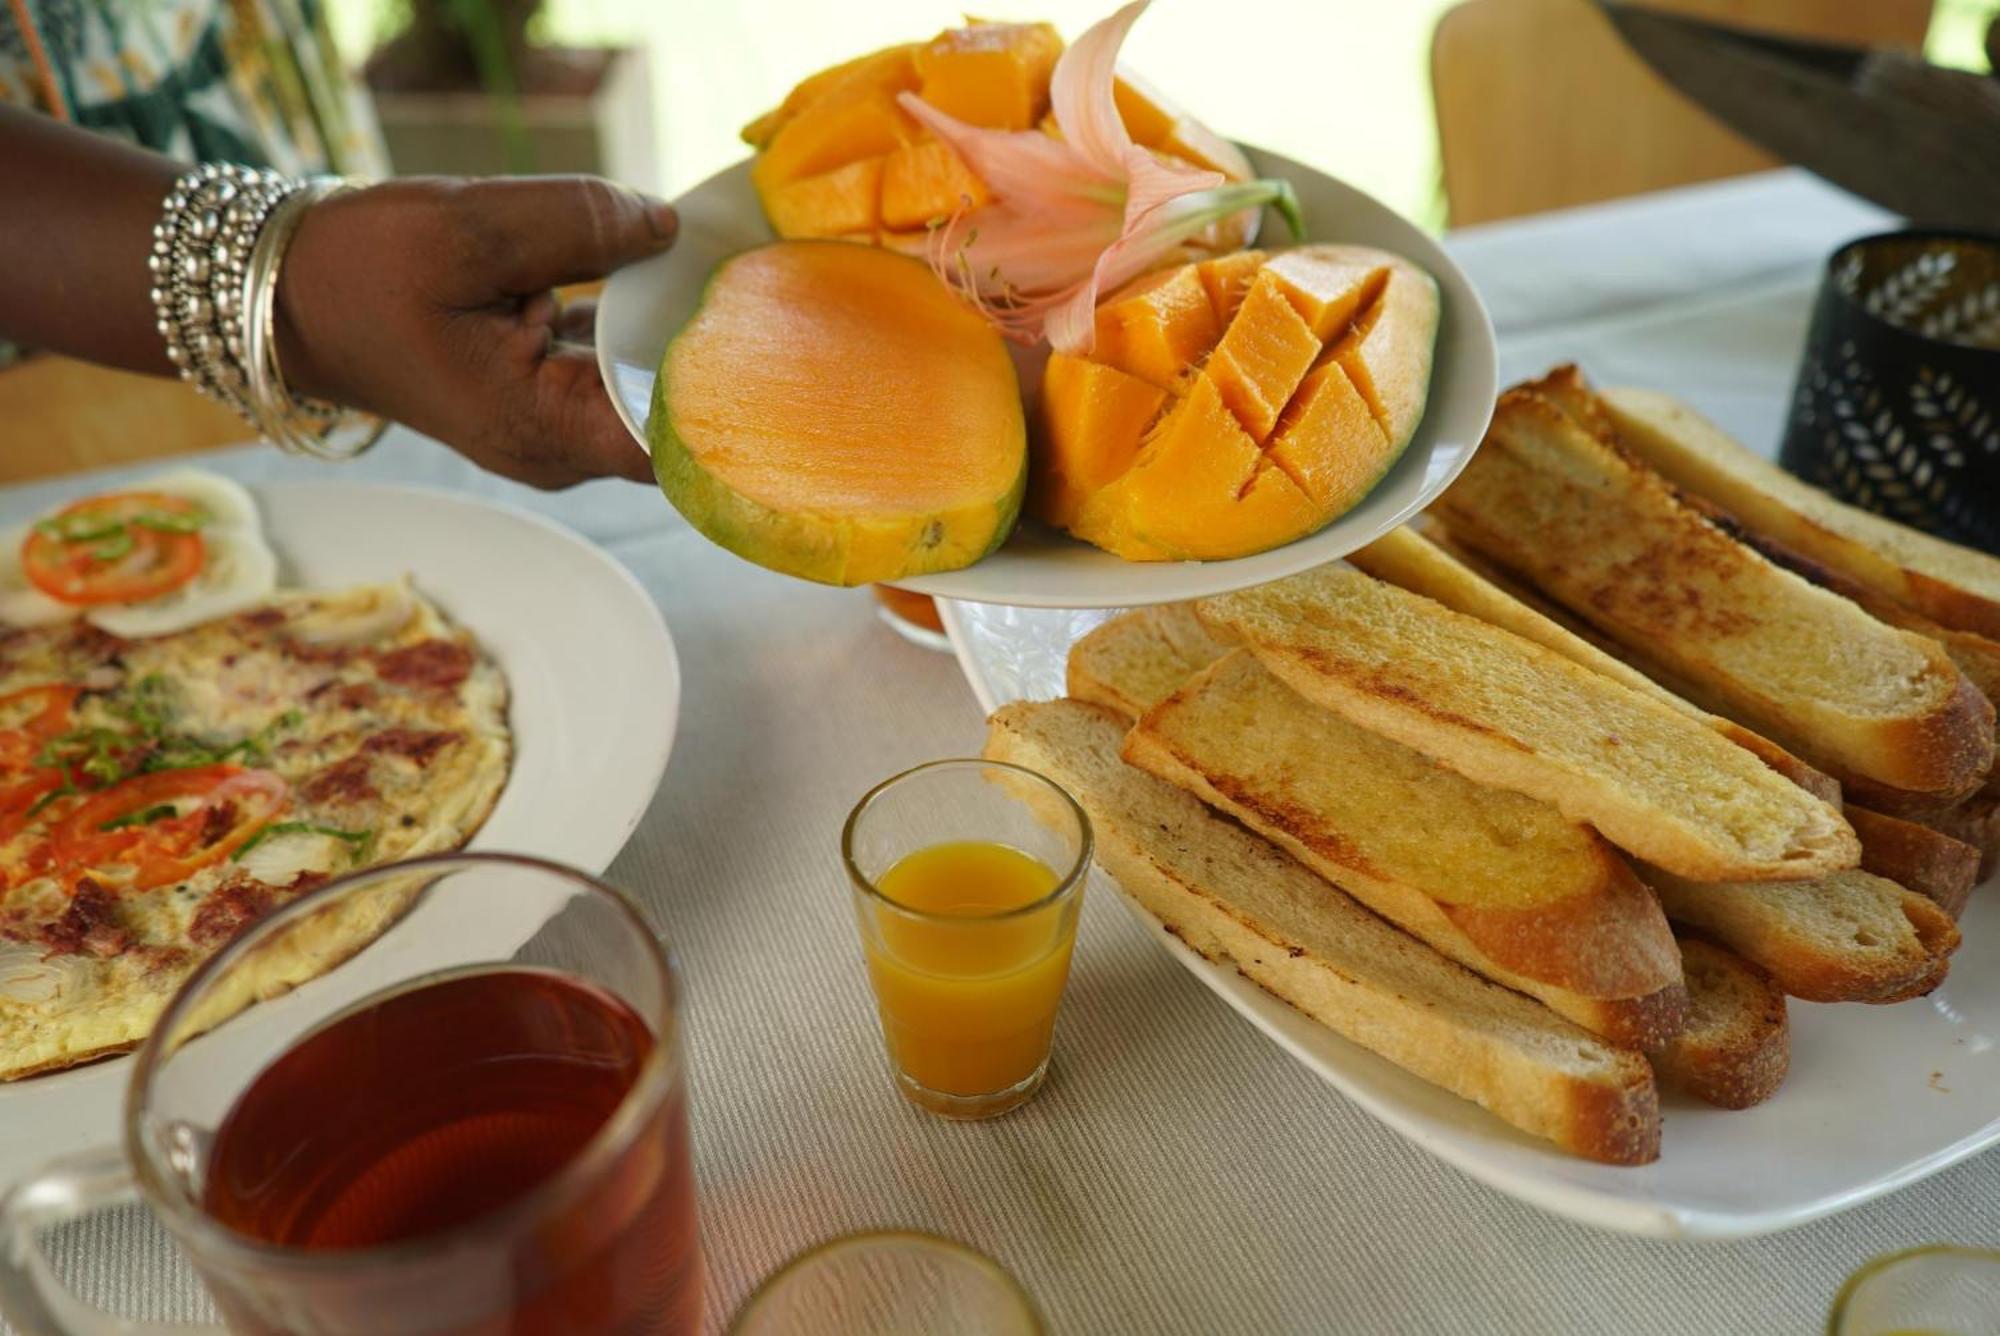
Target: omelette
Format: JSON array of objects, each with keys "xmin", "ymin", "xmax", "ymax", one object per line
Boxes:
[{"xmin": 0, "ymin": 581, "xmax": 511, "ymax": 1079}]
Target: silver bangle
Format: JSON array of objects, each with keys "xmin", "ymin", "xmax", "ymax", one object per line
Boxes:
[{"xmin": 150, "ymin": 163, "xmax": 386, "ymax": 460}]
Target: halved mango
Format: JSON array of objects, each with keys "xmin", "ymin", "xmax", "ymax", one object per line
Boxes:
[
  {"xmin": 1036, "ymin": 245, "xmax": 1439, "ymax": 562},
  {"xmin": 915, "ymin": 22, "xmax": 1063, "ymax": 130},
  {"xmin": 880, "ymin": 138, "xmax": 991, "ymax": 230},
  {"xmin": 654, "ymin": 242, "xmax": 1025, "ymax": 585},
  {"xmin": 1092, "ymin": 265, "xmax": 1223, "ymax": 392}
]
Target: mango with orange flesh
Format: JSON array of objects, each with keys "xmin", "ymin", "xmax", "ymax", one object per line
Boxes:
[
  {"xmin": 742, "ymin": 22, "xmax": 1253, "ymax": 246},
  {"xmin": 653, "ymin": 242, "xmax": 1025, "ymax": 585},
  {"xmin": 1091, "ymin": 265, "xmax": 1222, "ymax": 392},
  {"xmin": 914, "ymin": 22, "xmax": 1063, "ymax": 130},
  {"xmin": 1035, "ymin": 245, "xmax": 1439, "ymax": 561}
]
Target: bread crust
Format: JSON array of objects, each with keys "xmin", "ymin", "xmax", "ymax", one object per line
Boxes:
[
  {"xmin": 1600, "ymin": 383, "xmax": 2000, "ymax": 642},
  {"xmin": 986, "ymin": 698, "xmax": 1662, "ymax": 1165},
  {"xmin": 1197, "ymin": 566, "xmax": 1859, "ymax": 882},
  {"xmin": 1355, "ymin": 525, "xmax": 1843, "ymax": 805},
  {"xmin": 1651, "ymin": 936, "xmax": 1790, "ymax": 1110},
  {"xmin": 1436, "ymin": 384, "xmax": 1994, "ymax": 800},
  {"xmin": 1846, "ymin": 806, "xmax": 1981, "ymax": 919},
  {"xmin": 1643, "ymin": 866, "xmax": 1961, "ymax": 1004}
]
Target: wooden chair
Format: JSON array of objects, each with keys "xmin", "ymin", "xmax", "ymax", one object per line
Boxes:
[
  {"xmin": 1433, "ymin": 0, "xmax": 1937, "ymax": 227},
  {"xmin": 1, "ymin": 355, "xmax": 249, "ymax": 485}
]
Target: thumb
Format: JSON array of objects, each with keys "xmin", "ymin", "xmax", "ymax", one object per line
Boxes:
[{"xmin": 463, "ymin": 175, "xmax": 678, "ymax": 295}]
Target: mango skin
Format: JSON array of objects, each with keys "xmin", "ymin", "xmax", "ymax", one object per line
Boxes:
[{"xmin": 650, "ymin": 244, "xmax": 1027, "ymax": 587}]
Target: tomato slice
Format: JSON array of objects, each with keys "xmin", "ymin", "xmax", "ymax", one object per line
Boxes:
[
  {"xmin": 21, "ymin": 492, "xmax": 207, "ymax": 606},
  {"xmin": 51, "ymin": 765, "xmax": 287, "ymax": 891},
  {"xmin": 0, "ymin": 685, "xmax": 81, "ymax": 775}
]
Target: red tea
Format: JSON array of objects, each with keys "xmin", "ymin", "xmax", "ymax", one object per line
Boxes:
[{"xmin": 203, "ymin": 967, "xmax": 700, "ymax": 1334}]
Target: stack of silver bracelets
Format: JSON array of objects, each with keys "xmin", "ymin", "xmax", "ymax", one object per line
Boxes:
[{"xmin": 148, "ymin": 163, "xmax": 386, "ymax": 460}]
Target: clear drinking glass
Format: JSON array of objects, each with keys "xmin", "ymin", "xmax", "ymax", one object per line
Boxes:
[
  {"xmin": 730, "ymin": 1231, "xmax": 1043, "ymax": 1335},
  {"xmin": 842, "ymin": 759, "xmax": 1090, "ymax": 1119},
  {"xmin": 1828, "ymin": 1244, "xmax": 2000, "ymax": 1335},
  {"xmin": 0, "ymin": 853, "xmax": 701, "ymax": 1335}
]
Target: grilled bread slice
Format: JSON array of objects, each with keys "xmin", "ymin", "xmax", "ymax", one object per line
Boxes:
[
  {"xmin": 984, "ymin": 697, "xmax": 1662, "ymax": 1165},
  {"xmin": 1924, "ymin": 793, "xmax": 2000, "ymax": 882},
  {"xmin": 1125, "ymin": 651, "xmax": 1686, "ymax": 1047},
  {"xmin": 1196, "ymin": 564, "xmax": 1858, "ymax": 882},
  {"xmin": 1641, "ymin": 865, "xmax": 1960, "ymax": 1004},
  {"xmin": 1846, "ymin": 806, "xmax": 1981, "ymax": 919},
  {"xmin": 1600, "ymin": 384, "xmax": 2000, "ymax": 641},
  {"xmin": 1652, "ymin": 935, "xmax": 1789, "ymax": 1110},
  {"xmin": 1349, "ymin": 526, "xmax": 1841, "ymax": 804},
  {"xmin": 1433, "ymin": 380, "xmax": 1995, "ymax": 803},
  {"xmin": 1067, "ymin": 604, "xmax": 1230, "ymax": 720}
]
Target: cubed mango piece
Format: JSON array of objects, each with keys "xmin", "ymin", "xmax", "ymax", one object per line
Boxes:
[
  {"xmin": 1266, "ymin": 361, "xmax": 1391, "ymax": 507},
  {"xmin": 1112, "ymin": 74, "xmax": 1178, "ymax": 147},
  {"xmin": 761, "ymin": 157, "xmax": 884, "ymax": 239},
  {"xmin": 880, "ymin": 138, "xmax": 991, "ymax": 230},
  {"xmin": 742, "ymin": 44, "xmax": 920, "ymax": 148},
  {"xmin": 915, "ymin": 22, "xmax": 1063, "ymax": 130},
  {"xmin": 1032, "ymin": 355, "xmax": 1169, "ymax": 528},
  {"xmin": 1092, "ymin": 265, "xmax": 1223, "ymax": 392},
  {"xmin": 1329, "ymin": 265, "xmax": 1441, "ymax": 445},
  {"xmin": 1203, "ymin": 271, "xmax": 1322, "ymax": 442},
  {"xmin": 1260, "ymin": 249, "xmax": 1389, "ymax": 341},
  {"xmin": 752, "ymin": 87, "xmax": 917, "ymax": 195},
  {"xmin": 1195, "ymin": 250, "xmax": 1266, "ymax": 324}
]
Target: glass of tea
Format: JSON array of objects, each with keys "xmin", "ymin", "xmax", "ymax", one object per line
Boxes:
[
  {"xmin": 0, "ymin": 853, "xmax": 700, "ymax": 1335},
  {"xmin": 842, "ymin": 759, "xmax": 1090, "ymax": 1120}
]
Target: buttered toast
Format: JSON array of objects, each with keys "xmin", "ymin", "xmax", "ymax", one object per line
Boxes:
[
  {"xmin": 1434, "ymin": 377, "xmax": 1994, "ymax": 803},
  {"xmin": 1348, "ymin": 526, "xmax": 1841, "ymax": 804},
  {"xmin": 985, "ymin": 698, "xmax": 1663, "ymax": 1165},
  {"xmin": 1196, "ymin": 564, "xmax": 1859, "ymax": 882},
  {"xmin": 1067, "ymin": 604, "xmax": 1232, "ymax": 719},
  {"xmin": 1125, "ymin": 649, "xmax": 1686, "ymax": 1047},
  {"xmin": 1599, "ymin": 385, "xmax": 2000, "ymax": 642}
]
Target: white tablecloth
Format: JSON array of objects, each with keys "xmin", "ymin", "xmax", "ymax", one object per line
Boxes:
[{"xmin": 13, "ymin": 170, "xmax": 1998, "ymax": 1335}]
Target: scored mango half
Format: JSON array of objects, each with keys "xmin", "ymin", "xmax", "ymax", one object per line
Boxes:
[
  {"xmin": 741, "ymin": 20, "xmax": 1252, "ymax": 247},
  {"xmin": 1034, "ymin": 245, "xmax": 1440, "ymax": 562}
]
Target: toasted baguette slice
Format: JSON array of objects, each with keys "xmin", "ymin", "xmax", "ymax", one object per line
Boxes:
[
  {"xmin": 1434, "ymin": 378, "xmax": 1994, "ymax": 801},
  {"xmin": 1126, "ymin": 651, "xmax": 1686, "ymax": 1047},
  {"xmin": 1846, "ymin": 806, "xmax": 1980, "ymax": 919},
  {"xmin": 984, "ymin": 698, "xmax": 1662, "ymax": 1164},
  {"xmin": 1196, "ymin": 564, "xmax": 1858, "ymax": 882},
  {"xmin": 1601, "ymin": 384, "xmax": 2000, "ymax": 641},
  {"xmin": 1652, "ymin": 936, "xmax": 1789, "ymax": 1110},
  {"xmin": 1067, "ymin": 604, "xmax": 1231, "ymax": 720},
  {"xmin": 1641, "ymin": 865, "xmax": 1960, "ymax": 1003},
  {"xmin": 1350, "ymin": 526, "xmax": 1841, "ymax": 804},
  {"xmin": 1923, "ymin": 793, "xmax": 2000, "ymax": 882}
]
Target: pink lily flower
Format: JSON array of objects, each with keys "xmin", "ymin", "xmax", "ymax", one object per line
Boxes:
[{"xmin": 896, "ymin": 0, "xmax": 1302, "ymax": 354}]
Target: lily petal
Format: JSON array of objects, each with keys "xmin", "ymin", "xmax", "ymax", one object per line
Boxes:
[{"xmin": 1050, "ymin": 0, "xmax": 1147, "ymax": 179}]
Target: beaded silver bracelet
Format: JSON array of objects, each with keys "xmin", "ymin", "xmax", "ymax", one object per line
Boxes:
[{"xmin": 149, "ymin": 163, "xmax": 386, "ymax": 461}]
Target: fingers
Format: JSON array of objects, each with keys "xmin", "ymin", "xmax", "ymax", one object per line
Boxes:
[
  {"xmin": 530, "ymin": 347, "xmax": 656, "ymax": 486},
  {"xmin": 552, "ymin": 296, "xmax": 598, "ymax": 347},
  {"xmin": 453, "ymin": 176, "xmax": 678, "ymax": 296}
]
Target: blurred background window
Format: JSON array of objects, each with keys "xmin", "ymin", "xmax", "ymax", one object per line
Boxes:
[{"xmin": 324, "ymin": 0, "xmax": 1997, "ymax": 233}]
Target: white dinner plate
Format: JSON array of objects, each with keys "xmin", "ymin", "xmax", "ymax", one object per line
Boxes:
[
  {"xmin": 597, "ymin": 149, "xmax": 1497, "ymax": 609},
  {"xmin": 942, "ymin": 597, "xmax": 2000, "ymax": 1238},
  {"xmin": 0, "ymin": 480, "xmax": 679, "ymax": 1186}
]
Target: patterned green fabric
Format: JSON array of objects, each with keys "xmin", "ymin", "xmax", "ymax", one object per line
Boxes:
[{"xmin": 0, "ymin": 0, "xmax": 385, "ymax": 175}]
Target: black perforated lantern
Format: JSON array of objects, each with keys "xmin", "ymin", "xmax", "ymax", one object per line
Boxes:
[{"xmin": 1780, "ymin": 230, "xmax": 2000, "ymax": 555}]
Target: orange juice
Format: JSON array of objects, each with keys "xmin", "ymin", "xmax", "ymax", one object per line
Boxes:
[{"xmin": 862, "ymin": 841, "xmax": 1078, "ymax": 1100}]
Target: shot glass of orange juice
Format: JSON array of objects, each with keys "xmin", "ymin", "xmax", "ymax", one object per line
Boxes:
[{"xmin": 842, "ymin": 759, "xmax": 1090, "ymax": 1119}]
